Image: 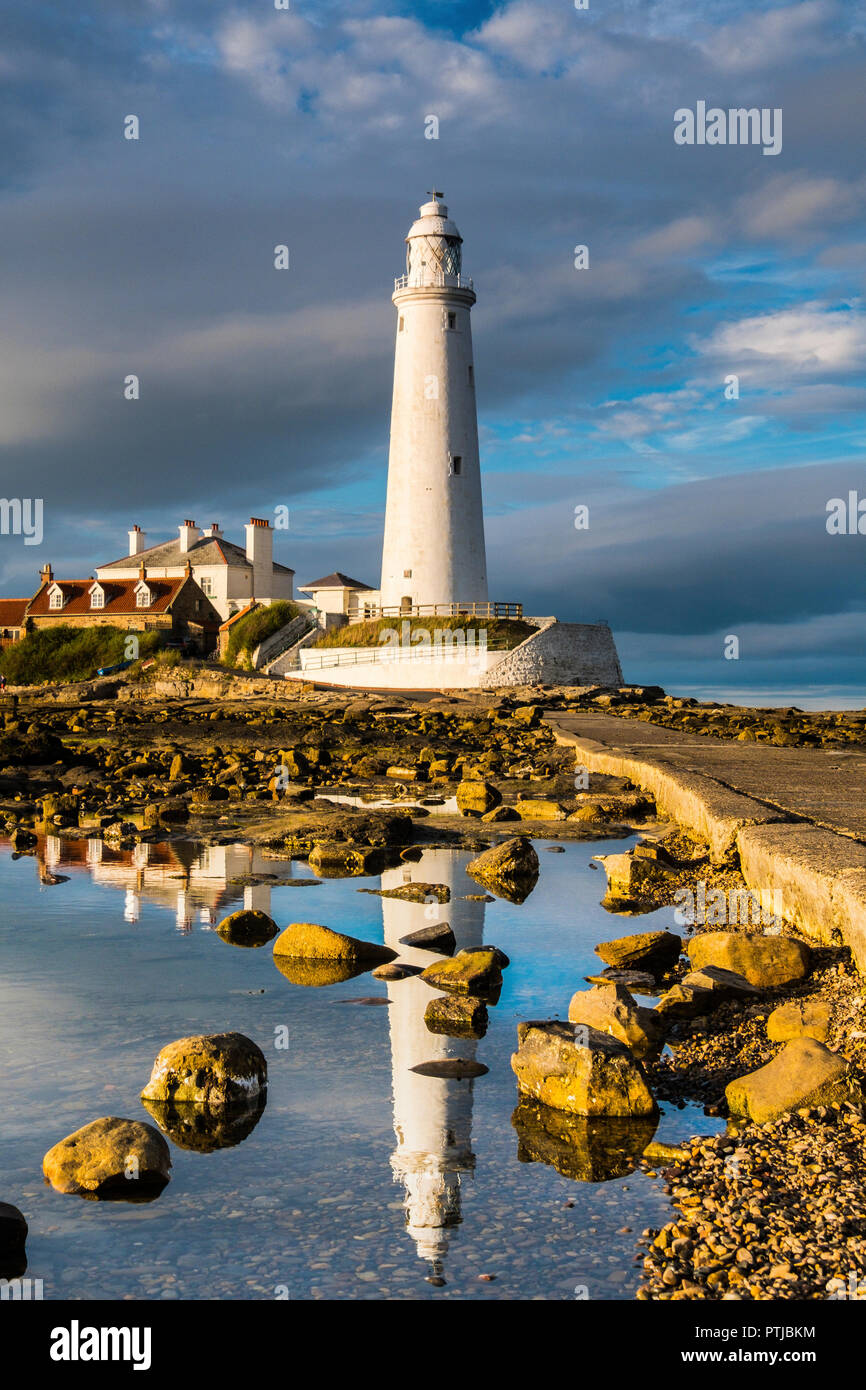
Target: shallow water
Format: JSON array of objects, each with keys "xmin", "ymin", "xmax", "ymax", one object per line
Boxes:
[{"xmin": 0, "ymin": 834, "xmax": 719, "ymax": 1301}]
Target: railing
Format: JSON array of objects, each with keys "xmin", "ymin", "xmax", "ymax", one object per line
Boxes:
[
  {"xmin": 348, "ymin": 601, "xmax": 523, "ymax": 621},
  {"xmin": 393, "ymin": 273, "xmax": 474, "ymax": 293},
  {"xmin": 297, "ymin": 641, "xmax": 502, "ymax": 672}
]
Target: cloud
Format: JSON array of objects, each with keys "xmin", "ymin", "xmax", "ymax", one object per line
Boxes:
[
  {"xmin": 694, "ymin": 303, "xmax": 866, "ymax": 377},
  {"xmin": 738, "ymin": 172, "xmax": 863, "ymax": 238}
]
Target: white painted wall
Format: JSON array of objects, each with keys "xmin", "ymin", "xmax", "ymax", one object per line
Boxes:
[{"xmin": 380, "ymin": 201, "xmax": 488, "ymax": 609}]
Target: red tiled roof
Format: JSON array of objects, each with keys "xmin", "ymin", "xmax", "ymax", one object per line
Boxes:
[
  {"xmin": 28, "ymin": 577, "xmax": 187, "ymax": 618},
  {"xmin": 218, "ymin": 601, "xmax": 258, "ymax": 632},
  {"xmin": 0, "ymin": 599, "xmax": 28, "ymax": 628}
]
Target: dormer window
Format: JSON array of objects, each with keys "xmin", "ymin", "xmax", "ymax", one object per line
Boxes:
[
  {"xmin": 48, "ymin": 585, "xmax": 64, "ymax": 610},
  {"xmin": 135, "ymin": 582, "xmax": 151, "ymax": 609},
  {"xmin": 90, "ymin": 584, "xmax": 105, "ymax": 610}
]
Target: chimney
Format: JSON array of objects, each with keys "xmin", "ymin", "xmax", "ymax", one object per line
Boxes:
[
  {"xmin": 178, "ymin": 520, "xmax": 199, "ymax": 553},
  {"xmin": 40, "ymin": 563, "xmax": 53, "ymax": 585},
  {"xmin": 202, "ymin": 523, "xmax": 222, "ymax": 538},
  {"xmin": 128, "ymin": 524, "xmax": 146, "ymax": 556},
  {"xmin": 244, "ymin": 517, "xmax": 273, "ymax": 602},
  {"xmin": 138, "ymin": 560, "xmax": 147, "ymax": 581}
]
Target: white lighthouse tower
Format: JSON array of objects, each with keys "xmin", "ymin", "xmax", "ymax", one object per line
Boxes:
[{"xmin": 379, "ymin": 192, "xmax": 488, "ymax": 611}]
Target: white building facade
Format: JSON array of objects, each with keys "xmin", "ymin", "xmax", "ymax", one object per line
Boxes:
[{"xmin": 96, "ymin": 519, "xmax": 294, "ymax": 623}]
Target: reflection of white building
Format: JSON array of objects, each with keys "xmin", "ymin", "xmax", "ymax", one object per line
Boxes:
[
  {"xmin": 381, "ymin": 849, "xmax": 486, "ymax": 1276},
  {"xmin": 12, "ymin": 835, "xmax": 297, "ymax": 931}
]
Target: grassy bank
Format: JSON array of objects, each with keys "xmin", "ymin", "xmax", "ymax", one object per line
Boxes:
[
  {"xmin": 309, "ymin": 615, "xmax": 537, "ymax": 651},
  {"xmin": 223, "ymin": 601, "xmax": 301, "ymax": 668}
]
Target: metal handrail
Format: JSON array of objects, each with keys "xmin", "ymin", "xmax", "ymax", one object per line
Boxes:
[
  {"xmin": 349, "ymin": 601, "xmax": 523, "ymax": 621},
  {"xmin": 393, "ymin": 273, "xmax": 474, "ymax": 292},
  {"xmin": 299, "ymin": 640, "xmax": 507, "ymax": 671}
]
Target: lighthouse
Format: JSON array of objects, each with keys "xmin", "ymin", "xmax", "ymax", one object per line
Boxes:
[{"xmin": 379, "ymin": 193, "xmax": 488, "ymax": 611}]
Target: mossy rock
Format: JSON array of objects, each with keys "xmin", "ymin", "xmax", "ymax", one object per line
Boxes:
[
  {"xmin": 141, "ymin": 1032, "xmax": 267, "ymax": 1106},
  {"xmin": 215, "ymin": 909, "xmax": 279, "ymax": 948},
  {"xmin": 43, "ymin": 1117, "xmax": 171, "ymax": 1200},
  {"xmin": 272, "ymin": 922, "xmax": 396, "ymax": 964}
]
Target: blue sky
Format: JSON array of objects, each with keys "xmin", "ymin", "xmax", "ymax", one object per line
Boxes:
[{"xmin": 0, "ymin": 0, "xmax": 864, "ymax": 695}]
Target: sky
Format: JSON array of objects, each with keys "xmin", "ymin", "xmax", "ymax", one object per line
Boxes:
[{"xmin": 0, "ymin": 0, "xmax": 864, "ymax": 696}]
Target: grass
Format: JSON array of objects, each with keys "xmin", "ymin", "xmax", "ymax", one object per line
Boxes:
[
  {"xmin": 223, "ymin": 600, "xmax": 302, "ymax": 667},
  {"xmin": 309, "ymin": 614, "xmax": 537, "ymax": 651},
  {"xmin": 0, "ymin": 625, "xmax": 164, "ymax": 685}
]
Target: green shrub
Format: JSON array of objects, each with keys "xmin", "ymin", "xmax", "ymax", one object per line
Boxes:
[
  {"xmin": 223, "ymin": 600, "xmax": 301, "ymax": 667},
  {"xmin": 0, "ymin": 625, "xmax": 164, "ymax": 686}
]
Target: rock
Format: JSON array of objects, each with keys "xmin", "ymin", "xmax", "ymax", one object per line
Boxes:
[
  {"xmin": 568, "ymin": 792, "xmax": 653, "ymax": 822},
  {"xmin": 481, "ymin": 805, "xmax": 520, "ymax": 822},
  {"xmin": 411, "ymin": 1060, "xmax": 489, "ymax": 1079},
  {"xmin": 595, "ymin": 848, "xmax": 677, "ymax": 898},
  {"xmin": 515, "ymin": 798, "xmax": 567, "ymax": 821},
  {"xmin": 511, "ymin": 1021, "xmax": 657, "ymax": 1117},
  {"xmin": 642, "ymin": 1140, "xmax": 689, "ymax": 1165},
  {"xmin": 399, "ymin": 922, "xmax": 456, "ymax": 955},
  {"xmin": 371, "ymin": 961, "xmax": 422, "ymax": 979},
  {"xmin": 215, "ymin": 909, "xmax": 279, "ymax": 948},
  {"xmin": 10, "ymin": 827, "xmax": 37, "ymax": 851},
  {"xmin": 587, "ymin": 968, "xmax": 658, "ymax": 993},
  {"xmin": 513, "ymin": 1099, "xmax": 657, "ymax": 1182},
  {"xmin": 688, "ymin": 931, "xmax": 811, "ymax": 988},
  {"xmin": 364, "ymin": 882, "xmax": 450, "ymax": 903},
  {"xmin": 767, "ymin": 998, "xmax": 831, "ymax": 1043},
  {"xmin": 420, "ymin": 947, "xmax": 508, "ymax": 997},
  {"xmin": 656, "ymin": 966, "xmax": 760, "ymax": 1021},
  {"xmin": 456, "ymin": 780, "xmax": 501, "ymax": 817},
  {"xmin": 43, "ymin": 1118, "xmax": 171, "ymax": 1199},
  {"xmin": 141, "ymin": 1093, "xmax": 266, "ymax": 1152},
  {"xmin": 425, "ymin": 994, "xmax": 488, "ymax": 1039},
  {"xmin": 594, "ymin": 929, "xmax": 682, "ymax": 973},
  {"xmin": 308, "ymin": 842, "xmax": 382, "ymax": 876},
  {"xmin": 567, "ymin": 982, "xmax": 665, "ymax": 1058},
  {"xmin": 272, "ymin": 922, "xmax": 396, "ymax": 964},
  {"xmin": 141, "ymin": 1032, "xmax": 267, "ymax": 1106},
  {"xmin": 0, "ymin": 1202, "xmax": 27, "ymax": 1278},
  {"xmin": 725, "ymin": 1038, "xmax": 858, "ymax": 1124},
  {"xmin": 466, "ymin": 835, "xmax": 539, "ymax": 903}
]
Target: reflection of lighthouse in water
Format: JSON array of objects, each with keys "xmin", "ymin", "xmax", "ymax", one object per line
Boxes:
[{"xmin": 380, "ymin": 849, "xmax": 486, "ymax": 1277}]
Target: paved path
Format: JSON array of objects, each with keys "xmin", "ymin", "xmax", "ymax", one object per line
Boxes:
[{"xmin": 545, "ymin": 711, "xmax": 866, "ymax": 972}]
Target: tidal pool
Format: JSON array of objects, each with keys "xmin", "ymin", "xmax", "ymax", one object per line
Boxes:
[{"xmin": 0, "ymin": 834, "xmax": 718, "ymax": 1300}]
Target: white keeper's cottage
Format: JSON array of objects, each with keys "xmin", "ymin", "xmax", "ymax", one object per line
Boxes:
[{"xmin": 96, "ymin": 519, "xmax": 293, "ymax": 623}]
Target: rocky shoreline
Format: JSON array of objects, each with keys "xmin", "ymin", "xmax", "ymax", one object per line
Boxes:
[{"xmin": 2, "ymin": 674, "xmax": 865, "ymax": 1300}]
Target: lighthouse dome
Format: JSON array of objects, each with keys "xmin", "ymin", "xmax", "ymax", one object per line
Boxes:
[{"xmin": 404, "ymin": 192, "xmax": 464, "ymax": 284}]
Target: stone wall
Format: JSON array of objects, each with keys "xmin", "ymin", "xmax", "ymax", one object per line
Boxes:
[{"xmin": 479, "ymin": 621, "xmax": 623, "ymax": 689}]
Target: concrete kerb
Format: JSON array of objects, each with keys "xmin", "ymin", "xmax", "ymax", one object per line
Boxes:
[
  {"xmin": 547, "ymin": 727, "xmax": 788, "ymax": 861},
  {"xmin": 545, "ymin": 715, "xmax": 866, "ymax": 973}
]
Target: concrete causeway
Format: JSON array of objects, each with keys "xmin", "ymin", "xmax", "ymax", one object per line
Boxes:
[{"xmin": 545, "ymin": 711, "xmax": 866, "ymax": 972}]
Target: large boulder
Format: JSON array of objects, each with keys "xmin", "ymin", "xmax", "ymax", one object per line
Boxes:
[
  {"xmin": 513, "ymin": 1099, "xmax": 657, "ymax": 1183},
  {"xmin": 272, "ymin": 922, "xmax": 396, "ymax": 965},
  {"xmin": 43, "ymin": 1118, "xmax": 171, "ymax": 1198},
  {"xmin": 767, "ymin": 998, "xmax": 831, "ymax": 1043},
  {"xmin": 594, "ymin": 929, "xmax": 682, "ymax": 974},
  {"xmin": 420, "ymin": 947, "xmax": 507, "ymax": 997},
  {"xmin": 466, "ymin": 836, "xmax": 539, "ymax": 903},
  {"xmin": 725, "ymin": 1038, "xmax": 858, "ymax": 1123},
  {"xmin": 688, "ymin": 931, "xmax": 810, "ymax": 988},
  {"xmin": 307, "ymin": 843, "xmax": 382, "ymax": 876},
  {"xmin": 567, "ymin": 982, "xmax": 664, "ymax": 1058},
  {"xmin": 141, "ymin": 1032, "xmax": 267, "ymax": 1106},
  {"xmin": 425, "ymin": 994, "xmax": 488, "ymax": 1039},
  {"xmin": 215, "ymin": 909, "xmax": 279, "ymax": 948},
  {"xmin": 456, "ymin": 780, "xmax": 501, "ymax": 817},
  {"xmin": 511, "ymin": 1021, "xmax": 657, "ymax": 1117},
  {"xmin": 655, "ymin": 965, "xmax": 760, "ymax": 1021}
]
